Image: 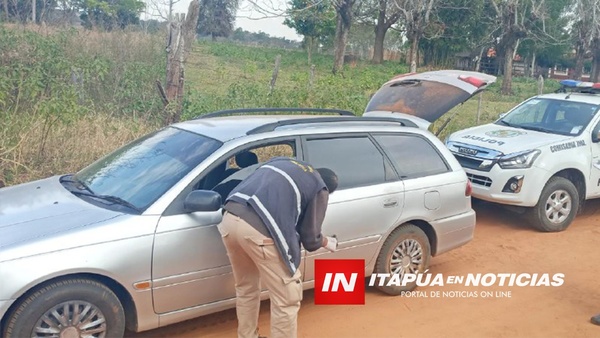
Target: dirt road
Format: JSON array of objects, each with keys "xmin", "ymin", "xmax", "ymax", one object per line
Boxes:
[{"xmin": 129, "ymin": 200, "xmax": 600, "ymax": 338}]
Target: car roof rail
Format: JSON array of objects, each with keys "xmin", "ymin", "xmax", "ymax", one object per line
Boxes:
[
  {"xmin": 194, "ymin": 107, "xmax": 356, "ymax": 119},
  {"xmin": 246, "ymin": 116, "xmax": 418, "ymax": 135}
]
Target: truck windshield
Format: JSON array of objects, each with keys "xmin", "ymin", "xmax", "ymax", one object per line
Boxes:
[
  {"xmin": 74, "ymin": 127, "xmax": 222, "ymax": 211},
  {"xmin": 497, "ymin": 98, "xmax": 599, "ymax": 136}
]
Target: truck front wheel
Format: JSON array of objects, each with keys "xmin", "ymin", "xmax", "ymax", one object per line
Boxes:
[{"xmin": 528, "ymin": 177, "xmax": 579, "ymax": 232}]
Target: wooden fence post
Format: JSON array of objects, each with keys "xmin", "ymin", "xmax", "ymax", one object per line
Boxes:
[
  {"xmin": 309, "ymin": 64, "xmax": 315, "ymax": 89},
  {"xmin": 162, "ymin": 0, "xmax": 199, "ymax": 125},
  {"xmin": 269, "ymin": 54, "xmax": 281, "ymax": 95},
  {"xmin": 476, "ymin": 92, "xmax": 483, "ymax": 125}
]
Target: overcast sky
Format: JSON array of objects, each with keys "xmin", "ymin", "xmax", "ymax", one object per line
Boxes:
[{"xmin": 166, "ymin": 0, "xmax": 302, "ymax": 41}]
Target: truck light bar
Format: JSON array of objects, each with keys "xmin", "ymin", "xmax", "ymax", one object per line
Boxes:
[{"xmin": 557, "ymin": 79, "xmax": 600, "ymax": 94}]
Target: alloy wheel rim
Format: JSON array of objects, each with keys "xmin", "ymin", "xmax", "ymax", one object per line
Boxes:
[
  {"xmin": 32, "ymin": 300, "xmax": 107, "ymax": 338},
  {"xmin": 390, "ymin": 238, "xmax": 423, "ymax": 279},
  {"xmin": 544, "ymin": 189, "xmax": 571, "ymax": 224}
]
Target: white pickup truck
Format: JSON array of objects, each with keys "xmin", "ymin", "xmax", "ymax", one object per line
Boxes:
[{"xmin": 446, "ymin": 80, "xmax": 600, "ymax": 232}]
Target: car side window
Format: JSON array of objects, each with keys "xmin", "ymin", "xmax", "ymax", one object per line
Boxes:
[
  {"xmin": 163, "ymin": 140, "xmax": 297, "ymax": 216},
  {"xmin": 208, "ymin": 141, "xmax": 297, "ymax": 201},
  {"xmin": 225, "ymin": 143, "xmax": 295, "ymax": 172},
  {"xmin": 303, "ymin": 136, "xmax": 392, "ymax": 190},
  {"xmin": 374, "ymin": 134, "xmax": 449, "ymax": 179}
]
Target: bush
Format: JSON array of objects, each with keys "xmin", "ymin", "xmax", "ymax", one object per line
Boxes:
[{"xmin": 0, "ymin": 25, "xmax": 164, "ymax": 185}]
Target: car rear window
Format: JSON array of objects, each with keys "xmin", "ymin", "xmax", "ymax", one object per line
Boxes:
[
  {"xmin": 374, "ymin": 134, "xmax": 449, "ymax": 178},
  {"xmin": 304, "ymin": 136, "xmax": 394, "ymax": 189}
]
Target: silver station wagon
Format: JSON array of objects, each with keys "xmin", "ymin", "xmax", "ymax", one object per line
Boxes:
[{"xmin": 0, "ymin": 70, "xmax": 493, "ymax": 337}]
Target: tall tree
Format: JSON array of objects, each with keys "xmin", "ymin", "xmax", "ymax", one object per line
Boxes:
[
  {"xmin": 419, "ymin": 0, "xmax": 493, "ymax": 68},
  {"xmin": 570, "ymin": 0, "xmax": 595, "ymax": 79},
  {"xmin": 145, "ymin": 0, "xmax": 182, "ymax": 24},
  {"xmin": 79, "ymin": 0, "xmax": 145, "ymax": 30},
  {"xmin": 371, "ymin": 0, "xmax": 402, "ymax": 63},
  {"xmin": 569, "ymin": 0, "xmax": 600, "ymax": 80},
  {"xmin": 2, "ymin": 0, "xmax": 8, "ymax": 21},
  {"xmin": 284, "ymin": 0, "xmax": 336, "ymax": 63},
  {"xmin": 487, "ymin": 0, "xmax": 552, "ymax": 94},
  {"xmin": 196, "ymin": 0, "xmax": 239, "ymax": 40},
  {"xmin": 332, "ymin": 0, "xmax": 356, "ymax": 74},
  {"xmin": 3, "ymin": 0, "xmax": 58, "ymax": 23},
  {"xmin": 592, "ymin": 37, "xmax": 600, "ymax": 82},
  {"xmin": 393, "ymin": 0, "xmax": 438, "ymax": 72},
  {"xmin": 592, "ymin": 0, "xmax": 600, "ymax": 81},
  {"xmin": 54, "ymin": 0, "xmax": 80, "ymax": 25},
  {"xmin": 510, "ymin": 0, "xmax": 570, "ymax": 77}
]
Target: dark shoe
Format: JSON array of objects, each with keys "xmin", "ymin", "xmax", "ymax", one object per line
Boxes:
[{"xmin": 591, "ymin": 313, "xmax": 600, "ymax": 325}]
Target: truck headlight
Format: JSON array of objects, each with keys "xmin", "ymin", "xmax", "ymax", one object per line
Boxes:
[{"xmin": 498, "ymin": 150, "xmax": 541, "ymax": 169}]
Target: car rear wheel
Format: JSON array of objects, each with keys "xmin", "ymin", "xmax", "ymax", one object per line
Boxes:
[
  {"xmin": 528, "ymin": 176, "xmax": 579, "ymax": 232},
  {"xmin": 374, "ymin": 224, "xmax": 431, "ymax": 295},
  {"xmin": 3, "ymin": 278, "xmax": 125, "ymax": 338}
]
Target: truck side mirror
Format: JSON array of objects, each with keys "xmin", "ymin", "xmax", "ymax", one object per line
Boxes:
[{"xmin": 592, "ymin": 123, "xmax": 600, "ymax": 143}]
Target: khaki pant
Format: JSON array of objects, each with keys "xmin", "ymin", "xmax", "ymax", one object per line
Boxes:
[{"xmin": 218, "ymin": 212, "xmax": 303, "ymax": 338}]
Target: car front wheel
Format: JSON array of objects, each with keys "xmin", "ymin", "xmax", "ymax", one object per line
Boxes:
[
  {"xmin": 374, "ymin": 224, "xmax": 431, "ymax": 295},
  {"xmin": 528, "ymin": 176, "xmax": 579, "ymax": 232},
  {"xmin": 3, "ymin": 278, "xmax": 125, "ymax": 338}
]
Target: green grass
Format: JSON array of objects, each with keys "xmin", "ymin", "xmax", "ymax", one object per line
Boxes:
[
  {"xmin": 1, "ymin": 30, "xmax": 563, "ymax": 186},
  {"xmin": 183, "ymin": 41, "xmax": 562, "ymax": 140},
  {"xmin": 183, "ymin": 41, "xmax": 410, "ymax": 118}
]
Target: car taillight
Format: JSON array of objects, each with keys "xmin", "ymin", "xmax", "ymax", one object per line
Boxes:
[
  {"xmin": 459, "ymin": 75, "xmax": 486, "ymax": 88},
  {"xmin": 465, "ymin": 179, "xmax": 472, "ymax": 197}
]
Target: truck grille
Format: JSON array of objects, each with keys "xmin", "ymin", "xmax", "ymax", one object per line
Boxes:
[
  {"xmin": 467, "ymin": 173, "xmax": 492, "ymax": 187},
  {"xmin": 446, "ymin": 142, "xmax": 501, "ymax": 172}
]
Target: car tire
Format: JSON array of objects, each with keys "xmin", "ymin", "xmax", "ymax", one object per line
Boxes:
[
  {"xmin": 3, "ymin": 278, "xmax": 125, "ymax": 338},
  {"xmin": 528, "ymin": 176, "xmax": 579, "ymax": 232},
  {"xmin": 374, "ymin": 224, "xmax": 431, "ymax": 295}
]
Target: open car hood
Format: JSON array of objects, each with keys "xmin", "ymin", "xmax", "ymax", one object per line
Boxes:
[{"xmin": 365, "ymin": 70, "xmax": 497, "ymax": 124}]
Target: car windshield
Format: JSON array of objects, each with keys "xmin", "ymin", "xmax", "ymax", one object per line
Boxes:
[
  {"xmin": 496, "ymin": 98, "xmax": 599, "ymax": 136},
  {"xmin": 74, "ymin": 127, "xmax": 222, "ymax": 211}
]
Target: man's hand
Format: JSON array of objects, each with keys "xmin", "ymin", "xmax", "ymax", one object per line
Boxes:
[{"xmin": 324, "ymin": 235, "xmax": 338, "ymax": 252}]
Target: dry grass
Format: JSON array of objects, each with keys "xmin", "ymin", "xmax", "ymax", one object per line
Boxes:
[
  {"xmin": 0, "ymin": 24, "xmax": 165, "ymax": 186},
  {"xmin": 0, "ymin": 115, "xmax": 158, "ymax": 186},
  {"xmin": 4, "ymin": 23, "xmax": 164, "ymax": 52}
]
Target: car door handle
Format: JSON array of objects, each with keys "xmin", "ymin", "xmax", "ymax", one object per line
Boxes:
[{"xmin": 383, "ymin": 199, "xmax": 398, "ymax": 208}]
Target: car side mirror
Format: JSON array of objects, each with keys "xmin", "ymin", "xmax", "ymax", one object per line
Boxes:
[
  {"xmin": 593, "ymin": 130, "xmax": 600, "ymax": 143},
  {"xmin": 184, "ymin": 190, "xmax": 222, "ymax": 213}
]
